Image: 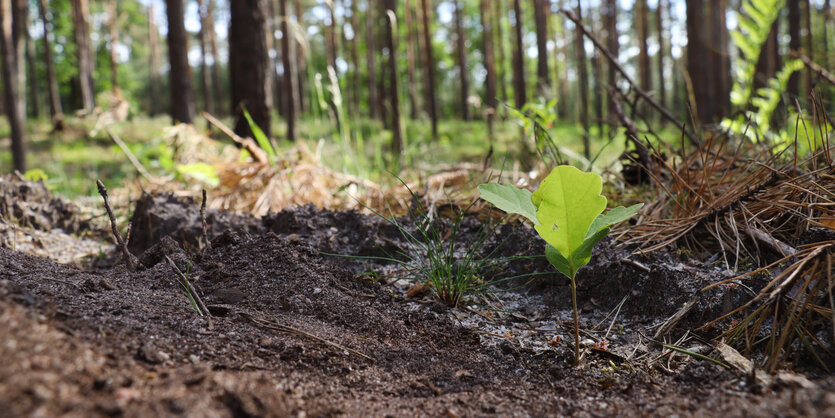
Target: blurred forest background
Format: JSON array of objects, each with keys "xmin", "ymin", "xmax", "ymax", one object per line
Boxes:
[{"xmin": 0, "ymin": 0, "xmax": 832, "ymax": 198}]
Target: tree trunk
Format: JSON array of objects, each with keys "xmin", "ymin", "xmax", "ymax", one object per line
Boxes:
[
  {"xmin": 384, "ymin": 1, "xmax": 402, "ymax": 157},
  {"xmin": 788, "ymin": 0, "xmax": 801, "ymax": 98},
  {"xmin": 207, "ymin": 0, "xmax": 223, "ymax": 115},
  {"xmin": 326, "ymin": 1, "xmax": 337, "ymax": 70},
  {"xmin": 574, "ymin": 0, "xmax": 589, "ymax": 158},
  {"xmin": 71, "ymin": 0, "xmax": 94, "ymax": 112},
  {"xmin": 802, "ymin": 0, "xmax": 813, "ymax": 97},
  {"xmin": 197, "ymin": 0, "xmax": 213, "ymax": 114},
  {"xmin": 655, "ymin": 0, "xmax": 666, "ymax": 111},
  {"xmin": 229, "ymin": 0, "xmax": 271, "ymax": 139},
  {"xmin": 709, "ymin": 0, "xmax": 729, "ymax": 119},
  {"xmin": 533, "ymin": 0, "xmax": 549, "ymax": 96},
  {"xmin": 420, "ymin": 0, "xmax": 437, "ymax": 137},
  {"xmin": 349, "ymin": 0, "xmax": 360, "ymax": 110},
  {"xmin": 11, "ymin": 0, "xmax": 25, "ymax": 118},
  {"xmin": 108, "ymin": 0, "xmax": 119, "ymax": 91},
  {"xmin": 825, "ymin": 0, "xmax": 832, "ymax": 103},
  {"xmin": 754, "ymin": 20, "xmax": 779, "ymax": 92},
  {"xmin": 555, "ymin": 0, "xmax": 569, "ymax": 117},
  {"xmin": 493, "ymin": 0, "xmax": 507, "ymax": 104},
  {"xmin": 592, "ymin": 12, "xmax": 603, "ymax": 136},
  {"xmin": 686, "ymin": 0, "xmax": 712, "ymax": 123},
  {"xmin": 37, "ymin": 0, "xmax": 61, "ymax": 125},
  {"xmin": 454, "ymin": 0, "xmax": 470, "ymax": 120},
  {"xmin": 404, "ymin": 0, "xmax": 420, "ymax": 119},
  {"xmin": 165, "ymin": 0, "xmax": 195, "ymax": 124},
  {"xmin": 280, "ymin": 0, "xmax": 295, "ymax": 141},
  {"xmin": 294, "ymin": 0, "xmax": 306, "ymax": 113},
  {"xmin": 511, "ymin": 0, "xmax": 526, "ymax": 108},
  {"xmin": 481, "ymin": 0, "xmax": 497, "ymax": 138},
  {"xmin": 147, "ymin": 2, "xmax": 161, "ymax": 116},
  {"xmin": 25, "ymin": 22, "xmax": 39, "ymax": 118},
  {"xmin": 366, "ymin": 5, "xmax": 378, "ymax": 119},
  {"xmin": 263, "ymin": 0, "xmax": 275, "ymax": 112},
  {"xmin": 637, "ymin": 0, "xmax": 651, "ymax": 92},
  {"xmin": 1, "ymin": 0, "xmax": 25, "ymax": 172},
  {"xmin": 605, "ymin": 0, "xmax": 617, "ymax": 123}
]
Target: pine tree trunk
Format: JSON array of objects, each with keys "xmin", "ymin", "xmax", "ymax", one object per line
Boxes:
[
  {"xmin": 197, "ymin": 0, "xmax": 213, "ymax": 114},
  {"xmin": 349, "ymin": 0, "xmax": 360, "ymax": 110},
  {"xmin": 207, "ymin": 0, "xmax": 223, "ymax": 115},
  {"xmin": 326, "ymin": 1, "xmax": 337, "ymax": 70},
  {"xmin": 294, "ymin": 0, "xmax": 306, "ymax": 113},
  {"xmin": 384, "ymin": 1, "xmax": 402, "ymax": 157},
  {"xmin": 511, "ymin": 0, "xmax": 526, "ymax": 108},
  {"xmin": 481, "ymin": 0, "xmax": 497, "ymax": 138},
  {"xmin": 574, "ymin": 0, "xmax": 589, "ymax": 158},
  {"xmin": 655, "ymin": 0, "xmax": 666, "ymax": 111},
  {"xmin": 71, "ymin": 0, "xmax": 94, "ymax": 112},
  {"xmin": 1, "ymin": 0, "xmax": 25, "ymax": 172},
  {"xmin": 637, "ymin": 0, "xmax": 651, "ymax": 92},
  {"xmin": 420, "ymin": 0, "xmax": 437, "ymax": 138},
  {"xmin": 147, "ymin": 2, "xmax": 161, "ymax": 116},
  {"xmin": 533, "ymin": 0, "xmax": 549, "ymax": 96},
  {"xmin": 37, "ymin": 0, "xmax": 62, "ymax": 125},
  {"xmin": 709, "ymin": 0, "xmax": 729, "ymax": 119},
  {"xmin": 25, "ymin": 23, "xmax": 38, "ymax": 118},
  {"xmin": 280, "ymin": 0, "xmax": 295, "ymax": 141},
  {"xmin": 454, "ymin": 0, "xmax": 470, "ymax": 120},
  {"xmin": 11, "ymin": 0, "xmax": 25, "ymax": 118},
  {"xmin": 592, "ymin": 12, "xmax": 603, "ymax": 136},
  {"xmin": 229, "ymin": 0, "xmax": 271, "ymax": 139},
  {"xmin": 165, "ymin": 0, "xmax": 195, "ymax": 124},
  {"xmin": 802, "ymin": 0, "xmax": 813, "ymax": 98},
  {"xmin": 686, "ymin": 0, "xmax": 713, "ymax": 123},
  {"xmin": 404, "ymin": 0, "xmax": 419, "ymax": 119},
  {"xmin": 263, "ymin": 0, "xmax": 275, "ymax": 112},
  {"xmin": 493, "ymin": 0, "xmax": 507, "ymax": 104},
  {"xmin": 605, "ymin": 0, "xmax": 617, "ymax": 123},
  {"xmin": 788, "ymin": 0, "xmax": 801, "ymax": 98},
  {"xmin": 108, "ymin": 0, "xmax": 119, "ymax": 91},
  {"xmin": 366, "ymin": 5, "xmax": 378, "ymax": 119}
]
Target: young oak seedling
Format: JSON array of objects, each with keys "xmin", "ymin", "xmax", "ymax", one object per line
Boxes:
[{"xmin": 479, "ymin": 165, "xmax": 642, "ymax": 364}]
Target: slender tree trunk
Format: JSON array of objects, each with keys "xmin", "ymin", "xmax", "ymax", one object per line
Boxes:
[
  {"xmin": 264, "ymin": 0, "xmax": 275, "ymax": 111},
  {"xmin": 38, "ymin": 0, "xmax": 62, "ymax": 125},
  {"xmin": 288, "ymin": 1, "xmax": 300, "ymax": 116},
  {"xmin": 11, "ymin": 0, "xmax": 25, "ymax": 118},
  {"xmin": 511, "ymin": 0, "xmax": 526, "ymax": 108},
  {"xmin": 1, "ymin": 0, "xmax": 24, "ymax": 172},
  {"xmin": 280, "ymin": 0, "xmax": 295, "ymax": 141},
  {"xmin": 709, "ymin": 0, "xmax": 729, "ymax": 119},
  {"xmin": 665, "ymin": 0, "xmax": 681, "ymax": 116},
  {"xmin": 788, "ymin": 0, "xmax": 801, "ymax": 98},
  {"xmin": 556, "ymin": 0, "xmax": 569, "ymax": 117},
  {"xmin": 605, "ymin": 0, "xmax": 617, "ymax": 124},
  {"xmin": 25, "ymin": 23, "xmax": 38, "ymax": 118},
  {"xmin": 108, "ymin": 0, "xmax": 119, "ymax": 91},
  {"xmin": 349, "ymin": 0, "xmax": 360, "ymax": 110},
  {"xmin": 326, "ymin": 0, "xmax": 337, "ymax": 70},
  {"xmin": 147, "ymin": 2, "xmax": 161, "ymax": 116},
  {"xmin": 229, "ymin": 0, "xmax": 271, "ymax": 139},
  {"xmin": 481, "ymin": 0, "xmax": 497, "ymax": 138},
  {"xmin": 366, "ymin": 5, "xmax": 378, "ymax": 119},
  {"xmin": 207, "ymin": 0, "xmax": 223, "ymax": 115},
  {"xmin": 825, "ymin": 0, "xmax": 832, "ymax": 103},
  {"xmin": 384, "ymin": 1, "xmax": 402, "ymax": 157},
  {"xmin": 454, "ymin": 0, "xmax": 470, "ymax": 120},
  {"xmin": 754, "ymin": 20, "xmax": 779, "ymax": 93},
  {"xmin": 655, "ymin": 0, "xmax": 666, "ymax": 112},
  {"xmin": 165, "ymin": 0, "xmax": 195, "ymax": 124},
  {"xmin": 686, "ymin": 0, "xmax": 712, "ymax": 123},
  {"xmin": 197, "ymin": 0, "xmax": 213, "ymax": 114},
  {"xmin": 637, "ymin": 0, "xmax": 651, "ymax": 92},
  {"xmin": 802, "ymin": 0, "xmax": 813, "ymax": 97},
  {"xmin": 533, "ymin": 0, "xmax": 549, "ymax": 96},
  {"xmin": 404, "ymin": 0, "xmax": 419, "ymax": 119},
  {"xmin": 574, "ymin": 0, "xmax": 589, "ymax": 158},
  {"xmin": 71, "ymin": 0, "xmax": 94, "ymax": 112},
  {"xmin": 294, "ymin": 0, "xmax": 306, "ymax": 113},
  {"xmin": 592, "ymin": 11, "xmax": 603, "ymax": 136},
  {"xmin": 493, "ymin": 0, "xmax": 507, "ymax": 104},
  {"xmin": 420, "ymin": 0, "xmax": 437, "ymax": 137}
]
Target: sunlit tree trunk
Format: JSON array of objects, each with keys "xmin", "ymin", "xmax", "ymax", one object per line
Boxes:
[
  {"xmin": 349, "ymin": 0, "xmax": 360, "ymax": 110},
  {"xmin": 404, "ymin": 0, "xmax": 419, "ymax": 119},
  {"xmin": 229, "ymin": 0, "xmax": 270, "ymax": 139},
  {"xmin": 493, "ymin": 0, "xmax": 507, "ymax": 104},
  {"xmin": 420, "ymin": 0, "xmax": 437, "ymax": 137},
  {"xmin": 197, "ymin": 0, "xmax": 213, "ymax": 114},
  {"xmin": 207, "ymin": 0, "xmax": 223, "ymax": 115},
  {"xmin": 147, "ymin": 2, "xmax": 161, "ymax": 116},
  {"xmin": 574, "ymin": 0, "xmax": 589, "ymax": 158},
  {"xmin": 366, "ymin": 4, "xmax": 378, "ymax": 119},
  {"xmin": 280, "ymin": 0, "xmax": 295, "ymax": 141},
  {"xmin": 511, "ymin": 0, "xmax": 526, "ymax": 107},
  {"xmin": 37, "ymin": 0, "xmax": 62, "ymax": 125},
  {"xmin": 384, "ymin": 1, "xmax": 402, "ymax": 157},
  {"xmin": 71, "ymin": 0, "xmax": 94, "ymax": 112},
  {"xmin": 481, "ymin": 0, "xmax": 497, "ymax": 138},
  {"xmin": 294, "ymin": 0, "xmax": 306, "ymax": 113},
  {"xmin": 533, "ymin": 0, "xmax": 549, "ymax": 96},
  {"xmin": 686, "ymin": 0, "xmax": 713, "ymax": 123},
  {"xmin": 454, "ymin": 0, "xmax": 470, "ymax": 120},
  {"xmin": 637, "ymin": 0, "xmax": 651, "ymax": 93},
  {"xmin": 326, "ymin": 0, "xmax": 337, "ymax": 70},
  {"xmin": 108, "ymin": 0, "xmax": 119, "ymax": 91},
  {"xmin": 0, "ymin": 0, "xmax": 25, "ymax": 172},
  {"xmin": 12, "ymin": 0, "xmax": 25, "ymax": 117},
  {"xmin": 25, "ymin": 22, "xmax": 38, "ymax": 118},
  {"xmin": 165, "ymin": 0, "xmax": 195, "ymax": 124}
]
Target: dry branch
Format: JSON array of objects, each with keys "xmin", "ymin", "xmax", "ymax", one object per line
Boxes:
[
  {"xmin": 96, "ymin": 180, "xmax": 140, "ymax": 271},
  {"xmin": 202, "ymin": 111, "xmax": 269, "ymax": 164}
]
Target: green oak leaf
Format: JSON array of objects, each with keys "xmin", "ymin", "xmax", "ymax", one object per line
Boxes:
[
  {"xmin": 545, "ymin": 244, "xmax": 571, "ymax": 279},
  {"xmin": 477, "ymin": 182, "xmax": 540, "ymax": 225},
  {"xmin": 585, "ymin": 203, "xmax": 644, "ymax": 239},
  {"xmin": 533, "ymin": 165, "xmax": 607, "ymax": 263}
]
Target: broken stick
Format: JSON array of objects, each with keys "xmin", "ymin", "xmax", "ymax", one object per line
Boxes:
[{"xmin": 96, "ymin": 180, "xmax": 140, "ymax": 271}]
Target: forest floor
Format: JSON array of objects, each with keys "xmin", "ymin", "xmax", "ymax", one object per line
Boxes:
[{"xmin": 2, "ymin": 173, "xmax": 835, "ymax": 417}]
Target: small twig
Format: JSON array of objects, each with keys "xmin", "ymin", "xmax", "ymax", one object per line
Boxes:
[
  {"xmin": 96, "ymin": 180, "xmax": 139, "ymax": 271},
  {"xmin": 202, "ymin": 111, "xmax": 269, "ymax": 164},
  {"xmin": 164, "ymin": 254, "xmax": 213, "ymax": 322},
  {"xmin": 242, "ymin": 311, "xmax": 373, "ymax": 362},
  {"xmin": 791, "ymin": 51, "xmax": 835, "ymax": 87},
  {"xmin": 200, "ymin": 189, "xmax": 211, "ymax": 251},
  {"xmin": 104, "ymin": 127, "xmax": 159, "ymax": 183},
  {"xmin": 745, "ymin": 224, "xmax": 797, "ymax": 257},
  {"xmin": 620, "ymin": 258, "xmax": 650, "ymax": 273}
]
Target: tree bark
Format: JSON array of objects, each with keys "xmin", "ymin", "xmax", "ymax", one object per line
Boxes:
[
  {"xmin": 384, "ymin": 1, "xmax": 402, "ymax": 157},
  {"xmin": 280, "ymin": 0, "xmax": 295, "ymax": 141},
  {"xmin": 263, "ymin": 0, "xmax": 275, "ymax": 111},
  {"xmin": 574, "ymin": 0, "xmax": 589, "ymax": 157},
  {"xmin": 655, "ymin": 0, "xmax": 666, "ymax": 111},
  {"xmin": 788, "ymin": 0, "xmax": 801, "ymax": 98},
  {"xmin": 108, "ymin": 0, "xmax": 119, "ymax": 91},
  {"xmin": 71, "ymin": 0, "xmax": 94, "ymax": 112},
  {"xmin": 454, "ymin": 0, "xmax": 470, "ymax": 120},
  {"xmin": 326, "ymin": 0, "xmax": 337, "ymax": 70},
  {"xmin": 147, "ymin": 2, "xmax": 161, "ymax": 116},
  {"xmin": 1, "ymin": 0, "xmax": 25, "ymax": 172},
  {"xmin": 366, "ymin": 5, "xmax": 378, "ymax": 119},
  {"xmin": 686, "ymin": 0, "xmax": 713, "ymax": 123},
  {"xmin": 206, "ymin": 0, "xmax": 223, "ymax": 115},
  {"xmin": 493, "ymin": 0, "xmax": 507, "ymax": 104},
  {"xmin": 11, "ymin": 0, "xmax": 25, "ymax": 118},
  {"xmin": 481, "ymin": 0, "xmax": 497, "ymax": 138},
  {"xmin": 420, "ymin": 0, "xmax": 437, "ymax": 137},
  {"xmin": 605, "ymin": 0, "xmax": 617, "ymax": 122},
  {"xmin": 404, "ymin": 0, "xmax": 420, "ymax": 119},
  {"xmin": 709, "ymin": 0, "xmax": 729, "ymax": 118},
  {"xmin": 165, "ymin": 0, "xmax": 195, "ymax": 124},
  {"xmin": 37, "ymin": 0, "xmax": 62, "ymax": 124},
  {"xmin": 637, "ymin": 0, "xmax": 651, "ymax": 92},
  {"xmin": 533, "ymin": 0, "xmax": 549, "ymax": 96},
  {"xmin": 349, "ymin": 0, "xmax": 360, "ymax": 110},
  {"xmin": 25, "ymin": 21, "xmax": 38, "ymax": 118},
  {"xmin": 197, "ymin": 0, "xmax": 213, "ymax": 114},
  {"xmin": 511, "ymin": 0, "xmax": 526, "ymax": 108},
  {"xmin": 229, "ymin": 0, "xmax": 271, "ymax": 139},
  {"xmin": 802, "ymin": 0, "xmax": 813, "ymax": 97},
  {"xmin": 294, "ymin": 0, "xmax": 306, "ymax": 113}
]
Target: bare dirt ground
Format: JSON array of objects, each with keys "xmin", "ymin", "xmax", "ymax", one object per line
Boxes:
[{"xmin": 2, "ymin": 175, "xmax": 835, "ymax": 417}]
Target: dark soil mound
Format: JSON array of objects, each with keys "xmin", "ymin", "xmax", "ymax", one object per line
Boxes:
[{"xmin": 0, "ymin": 174, "xmax": 85, "ymax": 233}]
